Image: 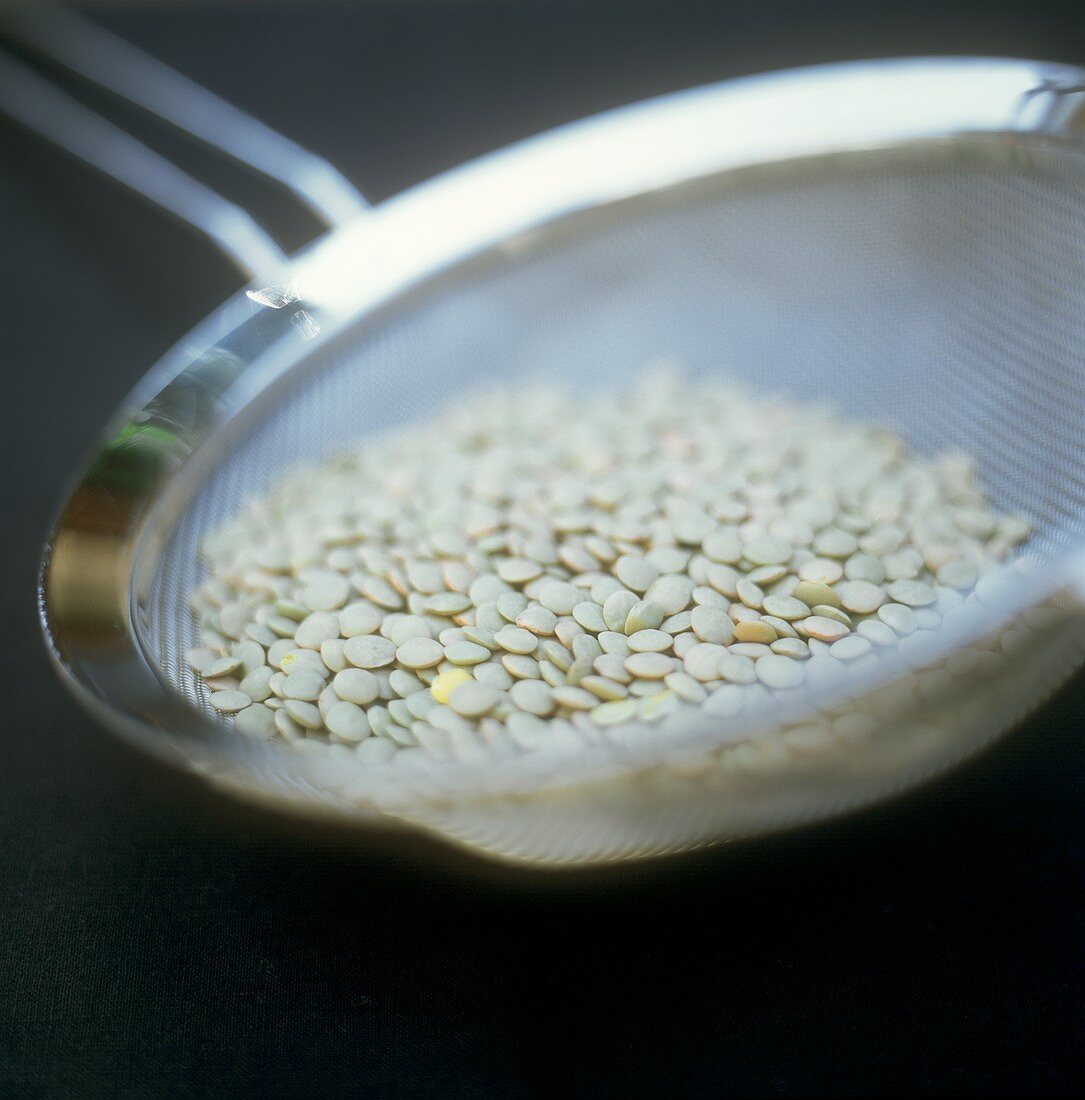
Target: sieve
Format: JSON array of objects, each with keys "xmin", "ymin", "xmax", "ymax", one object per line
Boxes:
[{"xmin": 10, "ymin": 8, "xmax": 1085, "ymax": 867}]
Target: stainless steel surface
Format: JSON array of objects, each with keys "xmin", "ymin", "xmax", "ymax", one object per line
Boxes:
[
  {"xmin": 0, "ymin": 5, "xmax": 368, "ymax": 277},
  {"xmin": 0, "ymin": 51, "xmax": 287, "ymax": 278},
  {"xmin": 2, "ymin": 4, "xmax": 368, "ymax": 226},
  {"xmin": 39, "ymin": 56, "xmax": 1085, "ymax": 865}
]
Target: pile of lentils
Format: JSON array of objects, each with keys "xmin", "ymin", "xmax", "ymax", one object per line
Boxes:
[{"xmin": 185, "ymin": 369, "xmax": 1029, "ymax": 762}]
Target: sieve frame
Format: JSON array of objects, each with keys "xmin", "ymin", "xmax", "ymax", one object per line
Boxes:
[{"xmin": 39, "ymin": 57, "xmax": 1085, "ymax": 860}]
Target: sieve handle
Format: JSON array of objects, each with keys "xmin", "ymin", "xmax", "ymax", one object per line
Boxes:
[
  {"xmin": 0, "ymin": 4, "xmax": 369, "ymax": 279},
  {"xmin": 0, "ymin": 51, "xmax": 289, "ymax": 280}
]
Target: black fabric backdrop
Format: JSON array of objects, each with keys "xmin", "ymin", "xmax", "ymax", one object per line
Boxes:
[{"xmin": 2, "ymin": 3, "xmax": 1084, "ymax": 1096}]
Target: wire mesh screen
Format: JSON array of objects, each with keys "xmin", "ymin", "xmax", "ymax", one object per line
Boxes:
[{"xmin": 143, "ymin": 156, "xmax": 1085, "ymax": 711}]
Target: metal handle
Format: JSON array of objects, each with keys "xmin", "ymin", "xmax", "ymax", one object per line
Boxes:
[
  {"xmin": 0, "ymin": 52, "xmax": 288, "ymax": 279},
  {"xmin": 0, "ymin": 4, "xmax": 369, "ymax": 279}
]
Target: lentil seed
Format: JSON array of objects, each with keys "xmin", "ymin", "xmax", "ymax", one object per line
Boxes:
[
  {"xmin": 683, "ymin": 643, "xmax": 726, "ymax": 682},
  {"xmin": 689, "ymin": 605, "xmax": 734, "ymax": 645},
  {"xmin": 210, "ymin": 690, "xmax": 250, "ymax": 714},
  {"xmin": 591, "ymin": 699, "xmax": 639, "ymax": 726},
  {"xmin": 761, "ymin": 595, "xmax": 809, "ymax": 621},
  {"xmin": 878, "ymin": 603, "xmax": 918, "ymax": 635},
  {"xmin": 887, "ymin": 580, "xmax": 937, "ymax": 607},
  {"xmin": 830, "ymin": 635, "xmax": 874, "ymax": 661},
  {"xmin": 204, "ymin": 655, "xmax": 242, "ymax": 679},
  {"xmin": 343, "ymin": 635, "xmax": 397, "ymax": 669},
  {"xmin": 733, "ymin": 620, "xmax": 777, "ymax": 645},
  {"xmin": 602, "ymin": 590, "xmax": 638, "ymax": 632},
  {"xmin": 235, "ymin": 703, "xmax": 275, "ymax": 739},
  {"xmin": 756, "ymin": 654, "xmax": 804, "ymax": 689},
  {"xmin": 509, "ymin": 680, "xmax": 555, "ymax": 716},
  {"xmin": 580, "ymin": 676, "xmax": 628, "ymax": 701},
  {"xmin": 625, "ymin": 652, "xmax": 675, "ymax": 679},
  {"xmin": 448, "ymin": 682, "xmax": 500, "ymax": 718},
  {"xmin": 396, "ymin": 638, "xmax": 445, "ymax": 669},
  {"xmin": 325, "ymin": 702, "xmax": 371, "ymax": 742},
  {"xmin": 516, "ymin": 606, "xmax": 558, "ymax": 635},
  {"xmin": 802, "ymin": 616, "xmax": 851, "ymax": 642},
  {"xmin": 718, "ymin": 654, "xmax": 757, "ymax": 684},
  {"xmin": 836, "ymin": 581, "xmax": 885, "ymax": 615},
  {"xmin": 494, "ymin": 626, "xmax": 539, "ymax": 655},
  {"xmin": 627, "ymin": 629, "xmax": 672, "ymax": 653}
]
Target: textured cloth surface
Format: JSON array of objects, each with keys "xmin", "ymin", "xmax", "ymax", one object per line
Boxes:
[{"xmin": 2, "ymin": 3, "xmax": 1084, "ymax": 1096}]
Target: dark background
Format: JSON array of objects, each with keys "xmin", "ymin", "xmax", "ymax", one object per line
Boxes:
[{"xmin": 3, "ymin": 2, "xmax": 1085, "ymax": 1096}]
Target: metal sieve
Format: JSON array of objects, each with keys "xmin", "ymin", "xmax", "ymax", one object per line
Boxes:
[{"xmin": 12, "ymin": 9, "xmax": 1085, "ymax": 866}]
